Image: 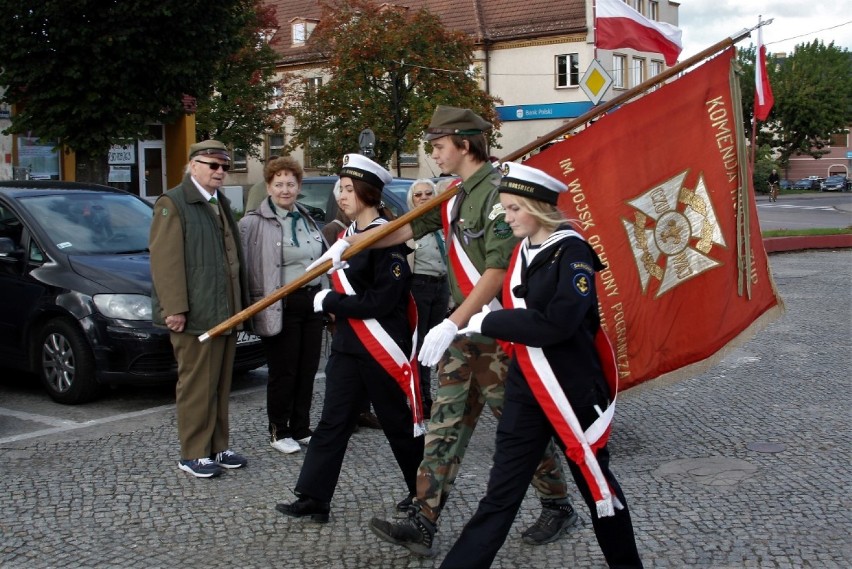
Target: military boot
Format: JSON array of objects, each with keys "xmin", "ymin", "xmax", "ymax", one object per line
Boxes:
[
  {"xmin": 369, "ymin": 510, "xmax": 437, "ymax": 558},
  {"xmin": 521, "ymin": 498, "xmax": 578, "ymax": 545}
]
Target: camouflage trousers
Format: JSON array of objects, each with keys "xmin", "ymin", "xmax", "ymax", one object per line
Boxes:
[{"xmin": 414, "ymin": 335, "xmax": 568, "ymax": 523}]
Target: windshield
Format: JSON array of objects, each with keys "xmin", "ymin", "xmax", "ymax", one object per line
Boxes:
[{"xmin": 19, "ymin": 192, "xmax": 153, "ymax": 254}]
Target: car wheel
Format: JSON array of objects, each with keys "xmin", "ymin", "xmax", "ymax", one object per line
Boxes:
[{"xmin": 38, "ymin": 318, "xmax": 101, "ymax": 404}]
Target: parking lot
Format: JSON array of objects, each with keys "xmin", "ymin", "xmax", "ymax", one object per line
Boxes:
[{"xmin": 1, "ymin": 249, "xmax": 850, "ymax": 568}]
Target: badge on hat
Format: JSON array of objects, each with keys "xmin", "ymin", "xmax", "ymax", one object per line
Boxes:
[
  {"xmin": 338, "ymin": 153, "xmax": 393, "ymax": 189},
  {"xmin": 497, "ymin": 162, "xmax": 567, "ymax": 205}
]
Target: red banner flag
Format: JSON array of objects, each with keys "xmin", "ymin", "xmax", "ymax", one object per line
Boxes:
[
  {"xmin": 524, "ymin": 48, "xmax": 783, "ymax": 390},
  {"xmin": 754, "ymin": 23, "xmax": 774, "ymax": 121}
]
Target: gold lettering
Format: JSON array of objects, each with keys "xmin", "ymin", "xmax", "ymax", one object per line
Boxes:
[{"xmin": 559, "ymin": 157, "xmax": 575, "ymax": 175}]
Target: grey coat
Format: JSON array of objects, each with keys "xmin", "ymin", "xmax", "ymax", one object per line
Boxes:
[{"xmin": 238, "ymin": 197, "xmax": 327, "ymax": 336}]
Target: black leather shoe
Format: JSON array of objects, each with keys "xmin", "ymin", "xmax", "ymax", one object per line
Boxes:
[
  {"xmin": 276, "ymin": 496, "xmax": 330, "ymax": 523},
  {"xmin": 357, "ymin": 411, "xmax": 382, "ymax": 429}
]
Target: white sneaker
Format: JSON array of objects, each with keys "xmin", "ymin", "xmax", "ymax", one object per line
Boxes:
[
  {"xmin": 271, "ymin": 437, "xmax": 301, "ymax": 454},
  {"xmin": 297, "ymin": 436, "xmax": 311, "ymax": 445}
]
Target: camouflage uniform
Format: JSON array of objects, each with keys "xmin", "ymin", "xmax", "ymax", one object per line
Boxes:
[{"xmin": 409, "ymin": 162, "xmax": 568, "ymax": 523}]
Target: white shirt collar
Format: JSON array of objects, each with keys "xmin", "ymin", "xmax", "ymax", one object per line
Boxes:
[{"xmin": 190, "ymin": 176, "xmax": 217, "ymax": 202}]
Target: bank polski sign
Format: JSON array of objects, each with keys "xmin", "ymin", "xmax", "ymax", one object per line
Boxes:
[{"xmin": 497, "ymin": 101, "xmax": 595, "ymax": 122}]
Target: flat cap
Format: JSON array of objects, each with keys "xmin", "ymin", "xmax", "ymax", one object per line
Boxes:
[
  {"xmin": 424, "ymin": 105, "xmax": 492, "ymax": 142},
  {"xmin": 498, "ymin": 162, "xmax": 567, "ymax": 205},
  {"xmin": 339, "ymin": 153, "xmax": 393, "ymax": 189},
  {"xmin": 189, "ymin": 140, "xmax": 230, "ymax": 161}
]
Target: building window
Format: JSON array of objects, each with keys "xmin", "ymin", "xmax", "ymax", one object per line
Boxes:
[
  {"xmin": 829, "ymin": 132, "xmax": 849, "ymax": 147},
  {"xmin": 649, "ymin": 0, "xmax": 659, "ymax": 21},
  {"xmin": 305, "ymin": 77, "xmax": 322, "ymax": 91},
  {"xmin": 231, "ymin": 148, "xmax": 248, "ymax": 172},
  {"xmin": 555, "ymin": 54, "xmax": 580, "ymax": 88},
  {"xmin": 613, "ymin": 55, "xmax": 627, "ymax": 89},
  {"xmin": 304, "ymin": 137, "xmax": 329, "ymax": 170},
  {"xmin": 16, "ymin": 136, "xmax": 60, "ymax": 180},
  {"xmin": 292, "ymin": 20, "xmax": 316, "ymax": 45},
  {"xmin": 267, "ymin": 133, "xmax": 285, "ymax": 160},
  {"xmin": 635, "ymin": 0, "xmax": 645, "ymax": 16},
  {"xmin": 650, "ymin": 60, "xmax": 664, "ymax": 90},
  {"xmin": 632, "ymin": 57, "xmax": 646, "ymax": 87}
]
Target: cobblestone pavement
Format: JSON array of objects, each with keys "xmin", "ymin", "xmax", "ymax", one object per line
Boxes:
[{"xmin": 1, "ymin": 250, "xmax": 850, "ymax": 568}]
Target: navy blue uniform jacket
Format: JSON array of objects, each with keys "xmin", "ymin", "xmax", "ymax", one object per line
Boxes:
[
  {"xmin": 322, "ymin": 221, "xmax": 413, "ymax": 357},
  {"xmin": 481, "ymin": 231, "xmax": 610, "ymax": 410}
]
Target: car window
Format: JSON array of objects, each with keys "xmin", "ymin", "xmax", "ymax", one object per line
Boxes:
[
  {"xmin": 298, "ymin": 181, "xmax": 334, "ymax": 222},
  {"xmin": 18, "ymin": 193, "xmax": 153, "ymax": 254}
]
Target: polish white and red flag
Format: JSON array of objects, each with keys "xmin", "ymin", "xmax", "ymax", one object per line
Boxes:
[
  {"xmin": 754, "ymin": 22, "xmax": 774, "ymax": 121},
  {"xmin": 595, "ymin": 0, "xmax": 683, "ymax": 65}
]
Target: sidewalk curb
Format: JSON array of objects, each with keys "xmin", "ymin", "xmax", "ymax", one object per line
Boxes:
[{"xmin": 764, "ymin": 234, "xmax": 852, "ymax": 253}]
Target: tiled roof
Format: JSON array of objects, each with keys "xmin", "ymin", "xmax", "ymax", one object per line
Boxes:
[{"xmin": 264, "ymin": 0, "xmax": 588, "ymax": 64}]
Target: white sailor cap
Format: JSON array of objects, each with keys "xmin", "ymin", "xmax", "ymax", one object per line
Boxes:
[
  {"xmin": 498, "ymin": 162, "xmax": 567, "ymax": 205},
  {"xmin": 338, "ymin": 153, "xmax": 393, "ymax": 189}
]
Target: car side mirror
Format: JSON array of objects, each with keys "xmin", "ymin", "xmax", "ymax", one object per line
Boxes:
[{"xmin": 0, "ymin": 236, "xmax": 22, "ymax": 258}]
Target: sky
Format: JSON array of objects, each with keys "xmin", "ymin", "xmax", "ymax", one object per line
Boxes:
[{"xmin": 676, "ymin": 0, "xmax": 852, "ymax": 60}]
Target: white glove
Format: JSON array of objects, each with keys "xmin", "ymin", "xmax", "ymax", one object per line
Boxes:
[
  {"xmin": 313, "ymin": 289, "xmax": 332, "ymax": 313},
  {"xmin": 418, "ymin": 318, "xmax": 458, "ymax": 367},
  {"xmin": 457, "ymin": 306, "xmax": 491, "ymax": 336},
  {"xmin": 306, "ymin": 239, "xmax": 350, "ymax": 274}
]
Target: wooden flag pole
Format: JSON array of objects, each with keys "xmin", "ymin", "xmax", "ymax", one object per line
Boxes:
[
  {"xmin": 501, "ymin": 27, "xmax": 759, "ymax": 164},
  {"xmin": 199, "ymin": 182, "xmax": 459, "ymax": 342}
]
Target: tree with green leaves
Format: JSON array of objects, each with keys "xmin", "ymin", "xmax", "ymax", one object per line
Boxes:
[
  {"xmin": 737, "ymin": 40, "xmax": 851, "ymax": 170},
  {"xmin": 769, "ymin": 40, "xmax": 851, "ymax": 168},
  {"xmin": 194, "ymin": 3, "xmax": 287, "ymax": 159},
  {"xmin": 283, "ymin": 0, "xmax": 501, "ymax": 175},
  {"xmin": 0, "ymin": 0, "xmax": 276, "ymax": 182}
]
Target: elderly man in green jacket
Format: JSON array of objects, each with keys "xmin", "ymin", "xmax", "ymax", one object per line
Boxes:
[{"xmin": 149, "ymin": 140, "xmax": 249, "ymax": 479}]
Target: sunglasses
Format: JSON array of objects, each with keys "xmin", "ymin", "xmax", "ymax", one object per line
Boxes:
[
  {"xmin": 194, "ymin": 159, "xmax": 231, "ymax": 172},
  {"xmin": 413, "ymin": 191, "xmax": 434, "ymax": 198}
]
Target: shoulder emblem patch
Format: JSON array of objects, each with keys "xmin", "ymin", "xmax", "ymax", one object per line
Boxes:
[
  {"xmin": 161, "ymin": 207, "xmax": 169, "ymax": 216},
  {"xmin": 573, "ymin": 273, "xmax": 591, "ymax": 296},
  {"xmin": 570, "ymin": 261, "xmax": 594, "ymax": 274},
  {"xmin": 488, "ymin": 203, "xmax": 506, "ymax": 220},
  {"xmin": 391, "ymin": 260, "xmax": 403, "ymax": 279},
  {"xmin": 493, "ymin": 220, "xmax": 513, "ymax": 239}
]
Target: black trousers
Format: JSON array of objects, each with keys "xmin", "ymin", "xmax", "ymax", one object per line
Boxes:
[
  {"xmin": 295, "ymin": 352, "xmax": 425, "ymax": 503},
  {"xmin": 411, "ymin": 275, "xmax": 449, "ymax": 412},
  {"xmin": 440, "ymin": 391, "xmax": 642, "ymax": 569},
  {"xmin": 262, "ymin": 287, "xmax": 323, "ymax": 440}
]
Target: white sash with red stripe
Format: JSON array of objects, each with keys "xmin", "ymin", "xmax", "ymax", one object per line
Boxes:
[
  {"xmin": 505, "ymin": 231, "xmax": 621, "ymax": 517},
  {"xmin": 330, "ymin": 221, "xmax": 425, "ymax": 436},
  {"xmin": 441, "ymin": 193, "xmax": 501, "ymax": 312}
]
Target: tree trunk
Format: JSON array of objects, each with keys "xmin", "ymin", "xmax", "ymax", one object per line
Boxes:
[{"xmin": 74, "ymin": 149, "xmax": 110, "ymax": 185}]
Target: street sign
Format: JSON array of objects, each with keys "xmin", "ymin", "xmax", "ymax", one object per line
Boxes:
[{"xmin": 580, "ymin": 60, "xmax": 613, "ymax": 106}]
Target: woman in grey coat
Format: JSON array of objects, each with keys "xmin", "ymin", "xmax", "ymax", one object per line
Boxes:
[{"xmin": 239, "ymin": 156, "xmax": 327, "ymax": 454}]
